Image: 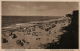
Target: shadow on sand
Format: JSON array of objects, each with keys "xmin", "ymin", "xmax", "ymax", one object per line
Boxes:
[{"xmin": 45, "ymin": 10, "xmax": 79, "ymax": 49}]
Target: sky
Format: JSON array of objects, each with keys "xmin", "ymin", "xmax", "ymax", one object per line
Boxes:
[{"xmin": 2, "ymin": 1, "xmax": 78, "ymax": 16}]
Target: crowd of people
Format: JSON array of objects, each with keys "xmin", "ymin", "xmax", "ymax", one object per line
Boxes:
[{"xmin": 2, "ymin": 16, "xmax": 71, "ymax": 48}]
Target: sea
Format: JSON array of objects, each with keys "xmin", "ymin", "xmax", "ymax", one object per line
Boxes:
[{"xmin": 2, "ymin": 16, "xmax": 62, "ymax": 27}]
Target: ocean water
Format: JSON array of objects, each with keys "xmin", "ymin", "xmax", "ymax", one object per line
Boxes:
[{"xmin": 2, "ymin": 16, "xmax": 62, "ymax": 27}]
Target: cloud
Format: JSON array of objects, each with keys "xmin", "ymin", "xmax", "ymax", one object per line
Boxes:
[{"xmin": 2, "ymin": 2, "xmax": 78, "ymax": 16}]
